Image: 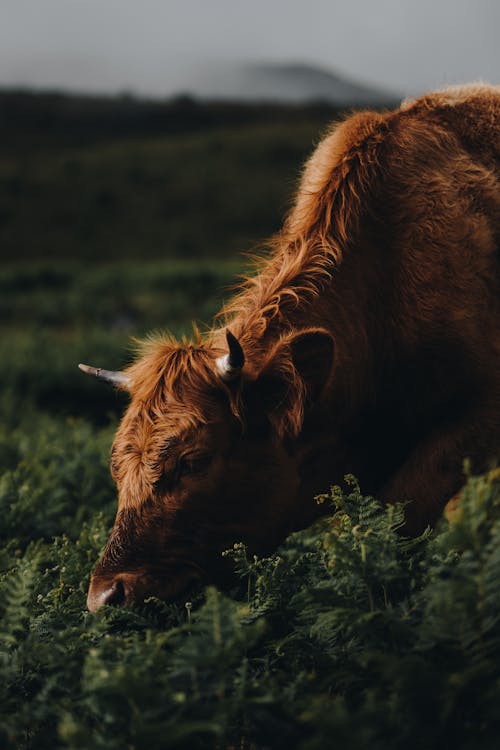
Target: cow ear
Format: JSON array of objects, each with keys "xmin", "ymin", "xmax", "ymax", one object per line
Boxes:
[{"xmin": 251, "ymin": 328, "xmax": 335, "ymax": 438}]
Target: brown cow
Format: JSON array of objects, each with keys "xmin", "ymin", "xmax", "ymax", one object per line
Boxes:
[{"xmin": 81, "ymin": 84, "xmax": 500, "ymax": 610}]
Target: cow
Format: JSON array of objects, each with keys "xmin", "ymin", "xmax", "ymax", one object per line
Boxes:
[{"xmin": 81, "ymin": 84, "xmax": 500, "ymax": 611}]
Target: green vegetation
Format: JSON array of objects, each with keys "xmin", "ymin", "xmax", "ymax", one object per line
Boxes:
[
  {"xmin": 2, "ymin": 94, "xmax": 500, "ymax": 749},
  {"xmin": 0, "ymin": 260, "xmax": 241, "ymax": 424},
  {"xmin": 3, "ymin": 429, "xmax": 500, "ymax": 749},
  {"xmin": 0, "ymin": 93, "xmax": 339, "ymax": 262}
]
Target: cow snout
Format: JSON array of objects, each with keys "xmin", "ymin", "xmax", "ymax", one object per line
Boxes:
[
  {"xmin": 87, "ymin": 565, "xmax": 204, "ymax": 610},
  {"xmin": 87, "ymin": 575, "xmax": 133, "ymax": 611}
]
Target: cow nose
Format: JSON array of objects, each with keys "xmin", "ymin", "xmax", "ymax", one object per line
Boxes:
[{"xmin": 87, "ymin": 577, "xmax": 126, "ymax": 611}]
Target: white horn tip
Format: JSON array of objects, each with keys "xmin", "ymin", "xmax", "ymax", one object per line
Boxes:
[
  {"xmin": 78, "ymin": 363, "xmax": 98, "ymax": 376},
  {"xmin": 78, "ymin": 363, "xmax": 131, "ymax": 389}
]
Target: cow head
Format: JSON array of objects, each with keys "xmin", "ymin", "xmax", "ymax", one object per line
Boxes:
[{"xmin": 82, "ymin": 327, "xmax": 334, "ymax": 610}]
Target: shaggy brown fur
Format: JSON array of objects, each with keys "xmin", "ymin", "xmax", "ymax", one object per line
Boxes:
[{"xmin": 87, "ymin": 84, "xmax": 500, "ymax": 610}]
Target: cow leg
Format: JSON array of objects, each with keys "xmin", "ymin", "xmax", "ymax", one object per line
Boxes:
[{"xmin": 379, "ymin": 412, "xmax": 499, "ymax": 534}]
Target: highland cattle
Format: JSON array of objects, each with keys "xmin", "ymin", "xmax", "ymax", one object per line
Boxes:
[{"xmin": 81, "ymin": 84, "xmax": 500, "ymax": 610}]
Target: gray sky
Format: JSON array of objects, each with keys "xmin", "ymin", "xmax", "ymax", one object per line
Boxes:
[{"xmin": 1, "ymin": 0, "xmax": 499, "ymax": 97}]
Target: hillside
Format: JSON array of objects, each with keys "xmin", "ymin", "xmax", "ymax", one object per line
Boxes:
[
  {"xmin": 0, "ymin": 93, "xmax": 343, "ymax": 262},
  {"xmin": 193, "ymin": 61, "xmax": 397, "ymax": 105}
]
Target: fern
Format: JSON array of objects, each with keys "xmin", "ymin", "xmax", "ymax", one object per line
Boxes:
[{"xmin": 3, "ymin": 411, "xmax": 500, "ymax": 750}]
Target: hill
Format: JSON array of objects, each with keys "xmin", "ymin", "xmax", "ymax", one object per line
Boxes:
[{"xmin": 193, "ymin": 61, "xmax": 397, "ymax": 105}]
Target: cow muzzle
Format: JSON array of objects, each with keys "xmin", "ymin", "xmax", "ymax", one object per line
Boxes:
[
  {"xmin": 87, "ymin": 565, "xmax": 204, "ymax": 611},
  {"xmin": 87, "ymin": 574, "xmax": 130, "ymax": 611}
]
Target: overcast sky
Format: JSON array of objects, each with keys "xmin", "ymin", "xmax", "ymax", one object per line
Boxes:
[{"xmin": 1, "ymin": 0, "xmax": 499, "ymax": 98}]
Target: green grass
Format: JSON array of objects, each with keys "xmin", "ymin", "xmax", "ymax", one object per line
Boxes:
[
  {"xmin": 0, "ymin": 119, "xmax": 334, "ymax": 262},
  {"xmin": 0, "ymin": 260, "xmax": 241, "ymax": 424}
]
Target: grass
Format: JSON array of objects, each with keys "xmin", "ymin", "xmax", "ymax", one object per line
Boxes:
[
  {"xmin": 0, "ymin": 260, "xmax": 241, "ymax": 424},
  {"xmin": 0, "ymin": 117, "xmax": 335, "ymax": 262}
]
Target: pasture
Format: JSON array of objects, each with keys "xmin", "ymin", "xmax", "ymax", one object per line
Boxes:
[{"xmin": 2, "ymin": 97, "xmax": 500, "ymax": 749}]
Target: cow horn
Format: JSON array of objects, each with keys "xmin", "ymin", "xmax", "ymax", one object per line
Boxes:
[
  {"xmin": 78, "ymin": 363, "xmax": 131, "ymax": 389},
  {"xmin": 215, "ymin": 330, "xmax": 245, "ymax": 381}
]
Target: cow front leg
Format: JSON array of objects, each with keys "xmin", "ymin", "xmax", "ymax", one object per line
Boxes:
[{"xmin": 379, "ymin": 416, "xmax": 499, "ymax": 535}]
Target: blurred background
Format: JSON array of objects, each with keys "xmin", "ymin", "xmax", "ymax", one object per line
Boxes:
[{"xmin": 0, "ymin": 0, "xmax": 498, "ymax": 426}]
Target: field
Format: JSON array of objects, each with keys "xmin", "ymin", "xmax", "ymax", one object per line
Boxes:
[{"xmin": 2, "ymin": 95, "xmax": 500, "ymax": 749}]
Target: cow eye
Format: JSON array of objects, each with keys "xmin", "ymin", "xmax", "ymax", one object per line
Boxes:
[{"xmin": 178, "ymin": 454, "xmax": 212, "ymax": 478}]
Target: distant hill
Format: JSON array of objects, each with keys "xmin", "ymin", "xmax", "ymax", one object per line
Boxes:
[
  {"xmin": 0, "ymin": 65, "xmax": 396, "ymax": 153},
  {"xmin": 190, "ymin": 62, "xmax": 397, "ymax": 106}
]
